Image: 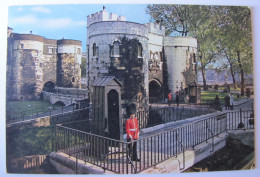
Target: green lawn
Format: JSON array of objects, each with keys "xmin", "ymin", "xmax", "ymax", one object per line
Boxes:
[
  {"xmin": 6, "ymin": 100, "xmax": 61, "ymax": 119},
  {"xmin": 217, "ymin": 86, "xmax": 241, "ymax": 91},
  {"xmin": 201, "ymin": 90, "xmax": 245, "ymax": 104},
  {"xmin": 201, "ymin": 91, "xmax": 226, "ymax": 104}
]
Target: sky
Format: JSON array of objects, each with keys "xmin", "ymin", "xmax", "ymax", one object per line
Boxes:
[{"xmin": 8, "ymin": 4, "xmax": 151, "ymax": 52}]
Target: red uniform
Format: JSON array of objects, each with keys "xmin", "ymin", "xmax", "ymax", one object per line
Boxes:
[
  {"xmin": 125, "ymin": 117, "xmax": 139, "ymax": 140},
  {"xmin": 168, "ymin": 93, "xmax": 172, "ymax": 101}
]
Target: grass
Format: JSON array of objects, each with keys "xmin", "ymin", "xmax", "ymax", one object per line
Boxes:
[
  {"xmin": 201, "ymin": 91, "xmax": 226, "ymax": 103},
  {"xmin": 6, "ymin": 100, "xmax": 62, "ymax": 118},
  {"xmin": 201, "ymin": 90, "xmax": 247, "ymax": 103},
  {"xmin": 217, "ymin": 86, "xmax": 241, "ymax": 91}
]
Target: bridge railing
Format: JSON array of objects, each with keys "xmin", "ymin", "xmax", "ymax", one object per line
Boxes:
[
  {"xmin": 6, "ymin": 104, "xmax": 86, "ymax": 124},
  {"xmin": 135, "ymin": 106, "xmax": 216, "ymax": 130},
  {"xmin": 226, "ymin": 109, "xmax": 254, "ymax": 130},
  {"xmin": 53, "ymin": 109, "xmax": 254, "ymax": 174}
]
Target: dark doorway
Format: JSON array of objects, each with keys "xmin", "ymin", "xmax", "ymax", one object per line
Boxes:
[
  {"xmin": 43, "ymin": 81, "xmax": 56, "ymax": 92},
  {"xmin": 107, "ymin": 89, "xmax": 120, "ymax": 140},
  {"xmin": 54, "ymin": 101, "xmax": 65, "ymax": 106},
  {"xmin": 149, "ymin": 80, "xmax": 162, "ymax": 103}
]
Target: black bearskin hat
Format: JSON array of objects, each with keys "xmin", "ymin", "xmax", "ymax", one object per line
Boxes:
[{"xmin": 126, "ymin": 103, "xmax": 136, "ymax": 116}]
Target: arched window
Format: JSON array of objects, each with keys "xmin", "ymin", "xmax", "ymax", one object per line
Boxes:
[
  {"xmin": 113, "ymin": 41, "xmax": 120, "ymax": 56},
  {"xmin": 72, "ymin": 77, "xmax": 75, "ymax": 83},
  {"xmin": 193, "ymin": 53, "xmax": 197, "ymax": 73}
]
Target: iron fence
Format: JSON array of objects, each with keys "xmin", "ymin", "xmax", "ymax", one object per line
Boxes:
[
  {"xmin": 136, "ymin": 106, "xmax": 216, "ymax": 130},
  {"xmin": 53, "ymin": 109, "xmax": 254, "ymax": 174},
  {"xmin": 226, "ymin": 109, "xmax": 254, "ymax": 130},
  {"xmin": 6, "ymin": 105, "xmax": 89, "ymax": 124},
  {"xmin": 6, "ymin": 104, "xmax": 62, "ymax": 120}
]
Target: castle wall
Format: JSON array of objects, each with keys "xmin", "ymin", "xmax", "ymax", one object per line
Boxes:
[
  {"xmin": 87, "ymin": 19, "xmax": 149, "ymax": 101},
  {"xmin": 7, "ymin": 33, "xmax": 82, "ymax": 100},
  {"xmin": 87, "ymin": 9, "xmax": 126, "ymax": 27},
  {"xmin": 9, "ymin": 37, "xmax": 45, "ymax": 100},
  {"xmin": 147, "ymin": 23, "xmax": 165, "ymax": 85},
  {"xmin": 57, "ymin": 40, "xmax": 82, "ymax": 88},
  {"xmin": 41, "ymin": 55, "xmax": 57, "ymax": 86},
  {"xmin": 164, "ymin": 37, "xmax": 197, "ymax": 96}
]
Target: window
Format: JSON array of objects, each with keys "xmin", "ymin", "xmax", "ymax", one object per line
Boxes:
[
  {"xmin": 160, "ymin": 52, "xmax": 163, "ymax": 62},
  {"xmin": 72, "ymin": 77, "xmax": 75, "ymax": 83},
  {"xmin": 193, "ymin": 53, "xmax": 196, "ymax": 64},
  {"xmin": 93, "ymin": 43, "xmax": 97, "ymax": 57},
  {"xmin": 193, "ymin": 53, "xmax": 197, "ymax": 73},
  {"xmin": 113, "ymin": 41, "xmax": 120, "ymax": 56},
  {"xmin": 137, "ymin": 43, "xmax": 142, "ymax": 57},
  {"xmin": 77, "ymin": 48, "xmax": 81, "ymax": 54},
  {"xmin": 48, "ymin": 47, "xmax": 54, "ymax": 54},
  {"xmin": 20, "ymin": 44, "xmax": 24, "ymax": 49}
]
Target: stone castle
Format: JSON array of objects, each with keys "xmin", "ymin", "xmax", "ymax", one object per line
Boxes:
[
  {"xmin": 7, "ymin": 28, "xmax": 82, "ymax": 100},
  {"xmin": 86, "ymin": 8, "xmax": 198, "ymax": 108},
  {"xmin": 6, "ymin": 7, "xmax": 198, "ymax": 106}
]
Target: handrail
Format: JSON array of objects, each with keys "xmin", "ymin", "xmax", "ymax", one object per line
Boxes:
[
  {"xmin": 206, "ymin": 122, "xmax": 214, "ymax": 153},
  {"xmin": 176, "ymin": 132, "xmax": 185, "ymax": 170},
  {"xmin": 53, "ymin": 109, "xmax": 254, "ymax": 174},
  {"xmin": 6, "ymin": 106, "xmax": 91, "ymax": 125}
]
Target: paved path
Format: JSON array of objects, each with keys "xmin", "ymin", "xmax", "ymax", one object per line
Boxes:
[
  {"xmin": 65, "ymin": 98, "xmax": 254, "ymax": 174},
  {"xmin": 6, "ymin": 104, "xmax": 75, "ymax": 124}
]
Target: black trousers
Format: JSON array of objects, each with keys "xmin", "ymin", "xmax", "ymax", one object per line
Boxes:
[{"xmin": 127, "ymin": 138, "xmax": 138, "ymax": 160}]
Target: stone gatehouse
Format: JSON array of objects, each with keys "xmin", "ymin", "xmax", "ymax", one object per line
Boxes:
[
  {"xmin": 86, "ymin": 7, "xmax": 198, "ymax": 109},
  {"xmin": 7, "ymin": 28, "xmax": 82, "ymax": 101}
]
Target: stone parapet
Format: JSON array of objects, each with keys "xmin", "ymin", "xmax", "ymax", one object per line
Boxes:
[
  {"xmin": 49, "ymin": 152, "xmax": 116, "ymax": 174},
  {"xmin": 164, "ymin": 36, "xmax": 197, "ymax": 48},
  {"xmin": 146, "ymin": 22, "xmax": 165, "ymax": 36},
  {"xmin": 140, "ymin": 132, "xmax": 229, "ymax": 173}
]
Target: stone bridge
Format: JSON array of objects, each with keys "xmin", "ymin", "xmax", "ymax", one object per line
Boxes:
[{"xmin": 42, "ymin": 91, "xmax": 87, "ymax": 106}]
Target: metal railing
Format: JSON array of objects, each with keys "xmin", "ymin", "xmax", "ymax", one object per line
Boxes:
[
  {"xmin": 6, "ymin": 104, "xmax": 63, "ymax": 120},
  {"xmin": 6, "ymin": 105, "xmax": 90, "ymax": 124},
  {"xmin": 226, "ymin": 109, "xmax": 254, "ymax": 130},
  {"xmin": 135, "ymin": 106, "xmax": 216, "ymax": 130},
  {"xmin": 53, "ymin": 109, "xmax": 254, "ymax": 174}
]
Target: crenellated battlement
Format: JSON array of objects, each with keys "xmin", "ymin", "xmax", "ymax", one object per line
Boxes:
[
  {"xmin": 87, "ymin": 8, "xmax": 126, "ymax": 27},
  {"xmin": 146, "ymin": 22, "xmax": 165, "ymax": 36}
]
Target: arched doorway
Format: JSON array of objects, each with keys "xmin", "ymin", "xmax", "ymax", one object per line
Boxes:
[
  {"xmin": 107, "ymin": 89, "xmax": 120, "ymax": 140},
  {"xmin": 43, "ymin": 81, "xmax": 56, "ymax": 92},
  {"xmin": 149, "ymin": 80, "xmax": 162, "ymax": 103},
  {"xmin": 54, "ymin": 101, "xmax": 65, "ymax": 107}
]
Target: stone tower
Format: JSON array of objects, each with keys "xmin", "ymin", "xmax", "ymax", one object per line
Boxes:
[
  {"xmin": 7, "ymin": 31, "xmax": 82, "ymax": 101},
  {"xmin": 57, "ymin": 39, "xmax": 82, "ymax": 88},
  {"xmin": 87, "ymin": 8, "xmax": 149, "ymax": 110},
  {"xmin": 164, "ymin": 36, "xmax": 198, "ymax": 98}
]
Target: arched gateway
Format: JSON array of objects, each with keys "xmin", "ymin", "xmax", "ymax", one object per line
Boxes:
[
  {"xmin": 149, "ymin": 80, "xmax": 162, "ymax": 103},
  {"xmin": 43, "ymin": 81, "xmax": 56, "ymax": 92}
]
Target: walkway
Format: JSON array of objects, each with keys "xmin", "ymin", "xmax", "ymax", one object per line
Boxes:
[
  {"xmin": 53, "ymin": 98, "xmax": 254, "ymax": 174},
  {"xmin": 6, "ymin": 104, "xmax": 75, "ymax": 124}
]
